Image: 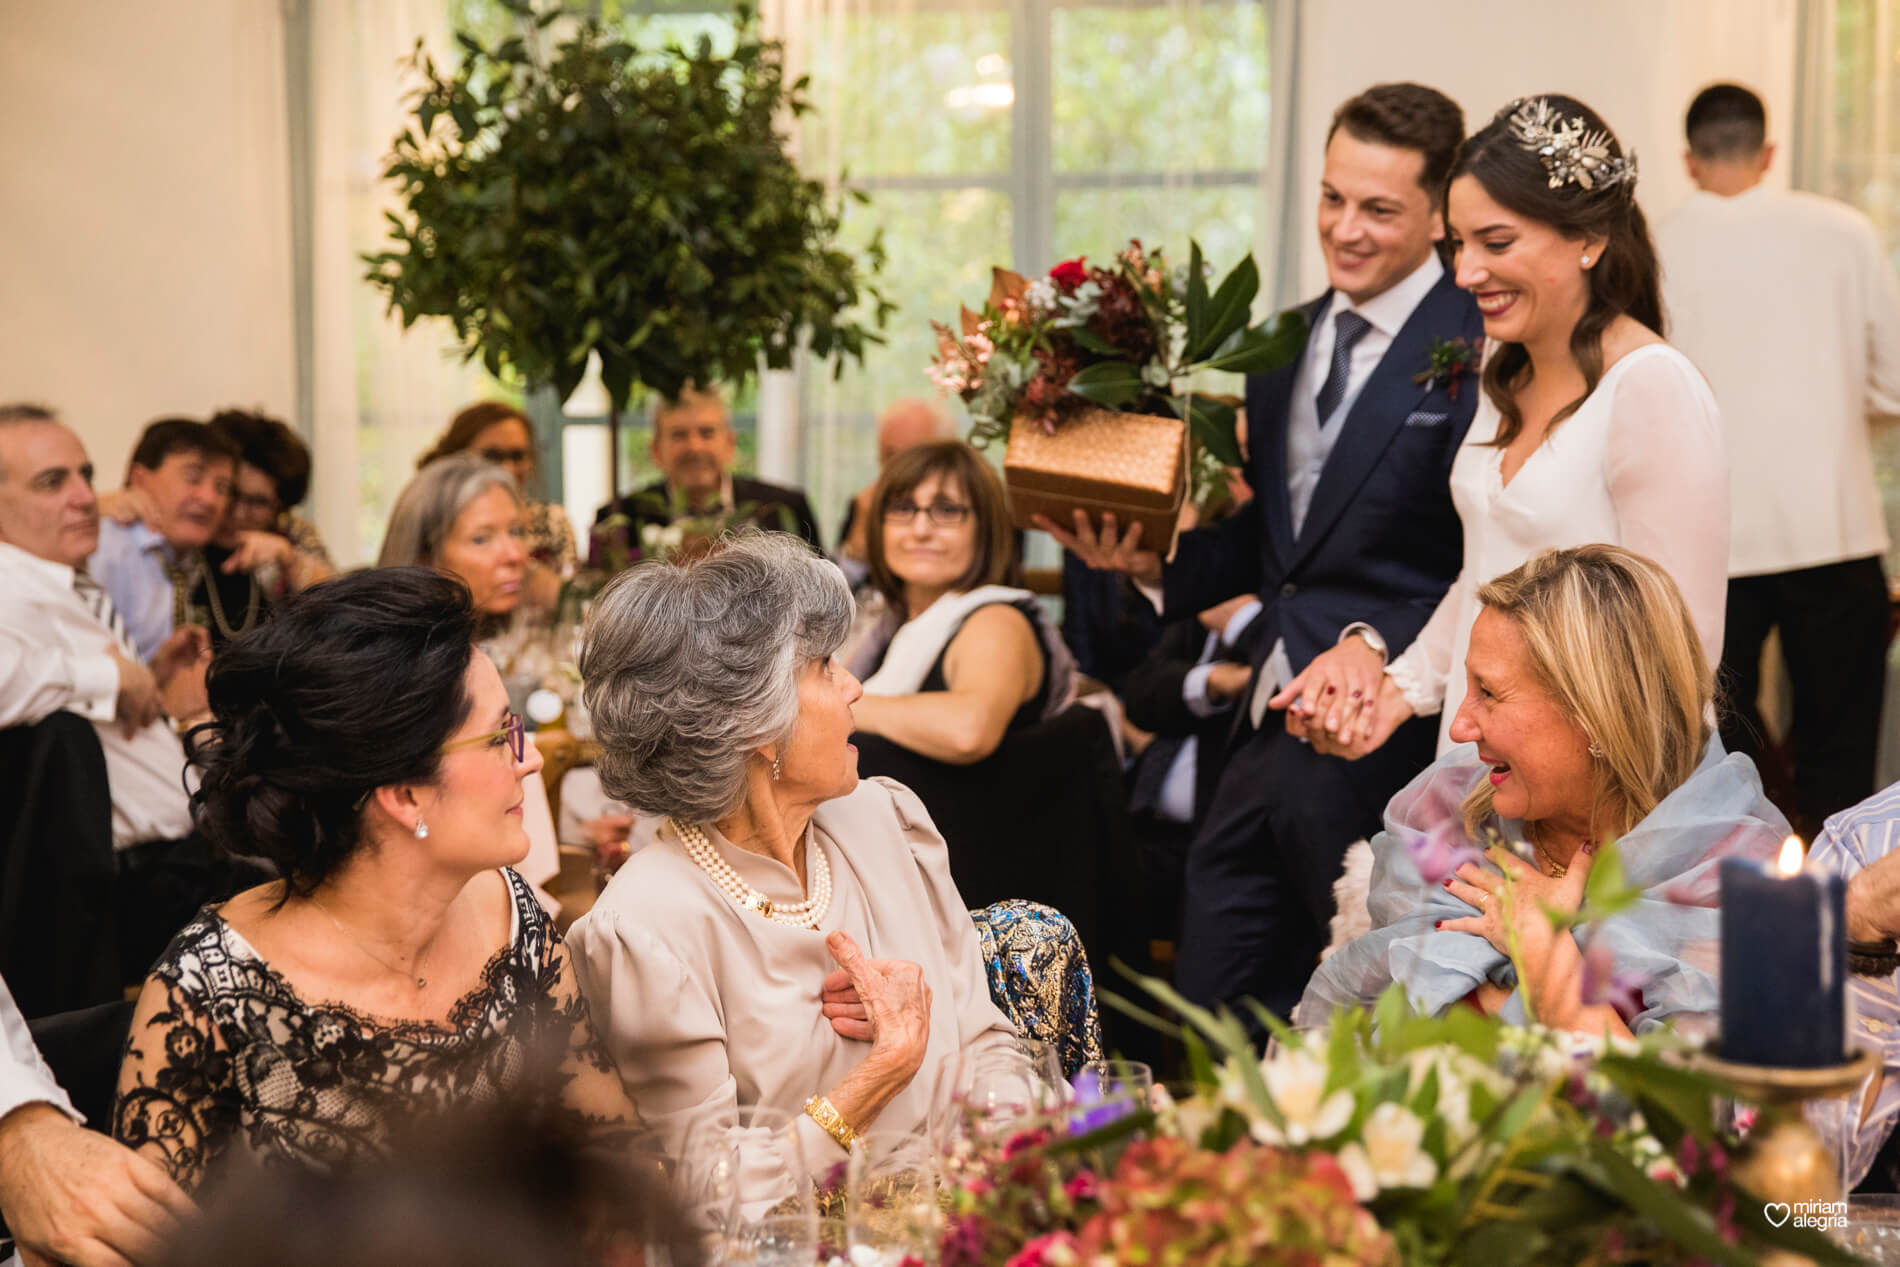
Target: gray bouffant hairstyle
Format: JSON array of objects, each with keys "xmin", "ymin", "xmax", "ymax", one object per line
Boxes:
[
  {"xmin": 580, "ymin": 530, "xmax": 854, "ymax": 823},
  {"xmin": 378, "ymin": 452, "xmax": 521, "ymax": 568}
]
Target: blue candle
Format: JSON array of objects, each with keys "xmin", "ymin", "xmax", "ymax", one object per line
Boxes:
[{"xmin": 1719, "ymin": 838, "xmax": 1846, "ymax": 1068}]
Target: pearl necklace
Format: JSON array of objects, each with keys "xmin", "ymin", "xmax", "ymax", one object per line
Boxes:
[{"xmin": 671, "ymin": 818, "xmax": 832, "ymax": 929}]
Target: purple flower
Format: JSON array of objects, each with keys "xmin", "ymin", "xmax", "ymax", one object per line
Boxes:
[
  {"xmin": 1578, "ymin": 937, "xmax": 1648, "ymax": 1020},
  {"xmin": 1067, "ymin": 1069, "xmax": 1138, "ymax": 1133},
  {"xmin": 1398, "ymin": 823, "xmax": 1483, "ymax": 886}
]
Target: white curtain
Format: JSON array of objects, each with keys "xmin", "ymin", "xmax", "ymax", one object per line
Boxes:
[
  {"xmin": 764, "ymin": 0, "xmax": 1284, "ymax": 547},
  {"xmin": 302, "ymin": 0, "xmax": 500, "ymax": 568}
]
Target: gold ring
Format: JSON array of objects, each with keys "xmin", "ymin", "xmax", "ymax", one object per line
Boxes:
[{"xmin": 1477, "ymin": 893, "xmax": 1488, "ymax": 910}]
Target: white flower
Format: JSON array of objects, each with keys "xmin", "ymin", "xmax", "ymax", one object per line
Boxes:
[
  {"xmin": 1336, "ymin": 1102, "xmax": 1438, "ymax": 1199},
  {"xmin": 1141, "ymin": 358, "xmax": 1171, "ymax": 389},
  {"xmin": 1025, "ymin": 277, "xmax": 1058, "ymax": 314},
  {"xmin": 1249, "ymin": 1047, "xmax": 1354, "ymax": 1146}
]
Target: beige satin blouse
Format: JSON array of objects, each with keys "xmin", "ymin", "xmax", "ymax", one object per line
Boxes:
[{"xmin": 566, "ymin": 776, "xmax": 1016, "ymax": 1167}]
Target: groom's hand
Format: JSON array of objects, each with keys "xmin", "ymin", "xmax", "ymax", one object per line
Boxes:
[{"xmin": 1032, "ymin": 510, "xmax": 1162, "ymax": 586}]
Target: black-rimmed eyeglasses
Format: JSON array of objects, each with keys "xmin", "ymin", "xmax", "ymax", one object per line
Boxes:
[{"xmin": 884, "ymin": 501, "xmax": 973, "ymax": 527}]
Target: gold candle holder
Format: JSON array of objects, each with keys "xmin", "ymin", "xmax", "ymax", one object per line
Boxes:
[{"xmin": 1695, "ymin": 1047, "xmax": 1879, "ymax": 1210}]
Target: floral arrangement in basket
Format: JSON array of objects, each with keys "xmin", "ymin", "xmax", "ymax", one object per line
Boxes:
[
  {"xmin": 843, "ymin": 846, "xmax": 1859, "ymax": 1267},
  {"xmin": 928, "ymin": 242, "xmax": 1307, "ymax": 506}
]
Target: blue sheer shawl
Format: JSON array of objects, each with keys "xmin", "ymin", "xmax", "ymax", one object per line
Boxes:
[{"xmin": 1299, "ymin": 738, "xmax": 1787, "ymax": 1035}]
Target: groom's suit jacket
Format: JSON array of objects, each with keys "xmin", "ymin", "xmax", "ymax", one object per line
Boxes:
[{"xmin": 1161, "ymin": 271, "xmax": 1484, "ymax": 693}]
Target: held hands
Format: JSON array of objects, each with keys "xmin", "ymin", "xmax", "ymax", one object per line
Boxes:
[
  {"xmin": 0, "ymin": 1103, "xmax": 196, "ymax": 1267},
  {"xmin": 1031, "ymin": 510, "xmax": 1162, "ymax": 587},
  {"xmin": 151, "ymin": 627, "xmax": 212, "ymax": 726},
  {"xmin": 1268, "ymin": 637, "xmax": 1386, "ymax": 740},
  {"xmin": 821, "ymin": 930, "xmax": 931, "ymax": 1078}
]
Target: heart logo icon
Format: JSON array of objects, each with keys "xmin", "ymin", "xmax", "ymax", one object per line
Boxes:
[{"xmin": 1765, "ymin": 1203, "xmax": 1792, "ymax": 1227}]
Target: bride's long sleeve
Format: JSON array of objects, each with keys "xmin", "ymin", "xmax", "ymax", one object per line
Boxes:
[
  {"xmin": 1384, "ymin": 568, "xmax": 1467, "ymax": 718},
  {"xmin": 1604, "ymin": 352, "xmax": 1730, "ymax": 667}
]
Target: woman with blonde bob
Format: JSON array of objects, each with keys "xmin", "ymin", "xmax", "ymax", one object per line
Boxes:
[{"xmin": 1301, "ymin": 545, "xmax": 1785, "ymax": 1038}]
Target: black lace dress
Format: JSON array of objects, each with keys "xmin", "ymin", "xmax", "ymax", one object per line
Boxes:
[{"xmin": 112, "ymin": 868, "xmax": 637, "ymax": 1191}]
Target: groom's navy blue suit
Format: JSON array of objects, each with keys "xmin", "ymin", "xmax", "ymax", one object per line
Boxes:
[{"xmin": 1160, "ymin": 269, "xmax": 1483, "ymax": 1020}]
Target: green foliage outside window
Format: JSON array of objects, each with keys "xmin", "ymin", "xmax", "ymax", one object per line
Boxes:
[{"xmin": 364, "ymin": 0, "xmax": 894, "ymax": 414}]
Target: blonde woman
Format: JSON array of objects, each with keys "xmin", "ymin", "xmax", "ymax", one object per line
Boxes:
[{"xmin": 1300, "ymin": 546, "xmax": 1784, "ymax": 1038}]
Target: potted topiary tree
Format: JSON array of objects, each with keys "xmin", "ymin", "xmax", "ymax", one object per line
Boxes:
[{"xmin": 364, "ymin": 0, "xmax": 892, "ymax": 504}]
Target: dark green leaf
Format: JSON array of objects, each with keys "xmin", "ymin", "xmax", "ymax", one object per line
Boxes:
[
  {"xmin": 1066, "ymin": 360, "xmax": 1144, "ymax": 407},
  {"xmin": 1575, "ymin": 1141, "xmax": 1757, "ymax": 1267},
  {"xmin": 1167, "ymin": 394, "xmax": 1241, "ymax": 469},
  {"xmin": 1186, "ymin": 251, "xmax": 1258, "ymax": 362},
  {"xmin": 1196, "ymin": 308, "xmax": 1310, "ymax": 375},
  {"xmin": 1183, "ymin": 240, "xmax": 1210, "ymax": 354},
  {"xmin": 1067, "ymin": 325, "xmax": 1125, "ymax": 358}
]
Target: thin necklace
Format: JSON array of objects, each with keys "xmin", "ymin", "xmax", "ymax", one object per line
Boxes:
[{"xmin": 308, "ymin": 895, "xmax": 429, "ymax": 989}]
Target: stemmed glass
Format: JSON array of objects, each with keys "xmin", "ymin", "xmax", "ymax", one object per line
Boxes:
[
  {"xmin": 848, "ymin": 1127, "xmax": 943, "ymax": 1266},
  {"xmin": 681, "ymin": 1105, "xmax": 817, "ymax": 1249},
  {"xmin": 1070, "ymin": 1059, "xmax": 1154, "ymax": 1135}
]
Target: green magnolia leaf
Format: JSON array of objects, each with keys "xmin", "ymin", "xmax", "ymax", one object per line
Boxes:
[
  {"xmin": 1183, "ymin": 240, "xmax": 1210, "ymax": 354},
  {"xmin": 1065, "ymin": 360, "xmax": 1145, "ymax": 407},
  {"xmin": 1196, "ymin": 308, "xmax": 1311, "ymax": 375},
  {"xmin": 1594, "ymin": 1055, "xmax": 1727, "ymax": 1140},
  {"xmin": 1186, "ymin": 251, "xmax": 1259, "ymax": 362},
  {"xmin": 1067, "ymin": 325, "xmax": 1125, "ymax": 358},
  {"xmin": 1167, "ymin": 394, "xmax": 1242, "ymax": 468}
]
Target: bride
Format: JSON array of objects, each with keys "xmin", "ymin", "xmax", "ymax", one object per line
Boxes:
[{"xmin": 1273, "ymin": 94, "xmax": 1728, "ymax": 760}]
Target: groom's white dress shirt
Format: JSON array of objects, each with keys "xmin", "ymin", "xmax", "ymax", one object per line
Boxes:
[
  {"xmin": 1659, "ymin": 185, "xmax": 1900, "ymax": 577},
  {"xmin": 0, "ymin": 542, "xmax": 194, "ymax": 847}
]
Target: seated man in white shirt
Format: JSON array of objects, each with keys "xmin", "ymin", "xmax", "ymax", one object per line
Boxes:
[
  {"xmin": 0, "ymin": 405, "xmax": 230, "ymax": 996},
  {"xmin": 0, "ymin": 973, "xmax": 191, "ymax": 1266}
]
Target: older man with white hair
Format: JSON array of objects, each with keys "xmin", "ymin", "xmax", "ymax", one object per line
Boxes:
[{"xmin": 838, "ymin": 398, "xmax": 953, "ymax": 566}]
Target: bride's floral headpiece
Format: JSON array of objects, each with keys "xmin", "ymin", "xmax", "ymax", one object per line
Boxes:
[{"xmin": 1507, "ymin": 97, "xmax": 1638, "ymax": 193}]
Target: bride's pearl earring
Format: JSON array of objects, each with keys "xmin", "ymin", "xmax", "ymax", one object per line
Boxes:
[
  {"xmin": 1580, "ymin": 254, "xmax": 1593, "ymax": 267},
  {"xmin": 414, "ymin": 817, "xmax": 429, "ymax": 840}
]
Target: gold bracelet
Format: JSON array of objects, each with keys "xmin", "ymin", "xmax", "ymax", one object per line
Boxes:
[{"xmin": 803, "ymin": 1094, "xmax": 858, "ymax": 1152}]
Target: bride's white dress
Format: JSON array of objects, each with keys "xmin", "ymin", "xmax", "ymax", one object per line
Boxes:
[{"xmin": 1386, "ymin": 342, "xmax": 1729, "ymax": 753}]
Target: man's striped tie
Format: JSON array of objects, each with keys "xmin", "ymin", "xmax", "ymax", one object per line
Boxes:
[{"xmin": 73, "ymin": 570, "xmax": 134, "ymax": 656}]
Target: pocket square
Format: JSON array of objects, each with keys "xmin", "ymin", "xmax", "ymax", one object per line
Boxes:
[{"xmin": 1403, "ymin": 409, "xmax": 1450, "ymax": 427}]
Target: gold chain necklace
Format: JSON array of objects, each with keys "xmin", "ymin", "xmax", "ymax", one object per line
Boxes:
[
  {"xmin": 202, "ymin": 562, "xmax": 262, "ymax": 639},
  {"xmin": 308, "ymin": 895, "xmax": 429, "ymax": 989}
]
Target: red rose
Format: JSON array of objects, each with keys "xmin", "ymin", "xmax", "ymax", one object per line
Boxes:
[{"xmin": 1049, "ymin": 258, "xmax": 1088, "ymax": 291}]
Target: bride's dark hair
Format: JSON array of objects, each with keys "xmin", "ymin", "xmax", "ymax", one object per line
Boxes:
[{"xmin": 1450, "ymin": 94, "xmax": 1664, "ymax": 447}]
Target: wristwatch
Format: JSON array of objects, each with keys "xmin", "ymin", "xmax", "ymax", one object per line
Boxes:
[{"xmin": 1338, "ymin": 622, "xmax": 1388, "ymax": 663}]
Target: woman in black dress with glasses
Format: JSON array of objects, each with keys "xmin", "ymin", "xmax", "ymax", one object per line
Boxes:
[{"xmin": 112, "ymin": 568, "xmax": 637, "ymax": 1192}]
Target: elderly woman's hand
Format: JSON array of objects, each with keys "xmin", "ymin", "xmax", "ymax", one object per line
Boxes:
[
  {"xmin": 1439, "ymin": 845, "xmax": 1590, "ymax": 962},
  {"xmin": 824, "ymin": 930, "xmax": 931, "ymax": 1079}
]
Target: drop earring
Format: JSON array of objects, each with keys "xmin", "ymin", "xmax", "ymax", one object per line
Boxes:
[
  {"xmin": 414, "ymin": 816, "xmax": 430, "ymax": 840},
  {"xmin": 771, "ymin": 756, "xmax": 783, "ymax": 782}
]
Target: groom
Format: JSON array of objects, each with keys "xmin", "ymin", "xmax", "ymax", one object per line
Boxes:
[{"xmin": 1044, "ymin": 83, "xmax": 1482, "ymax": 1021}]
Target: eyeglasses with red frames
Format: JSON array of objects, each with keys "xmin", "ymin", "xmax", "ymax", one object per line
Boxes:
[{"xmin": 439, "ymin": 711, "xmax": 527, "ymax": 763}]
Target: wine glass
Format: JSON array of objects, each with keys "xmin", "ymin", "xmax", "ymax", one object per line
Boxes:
[
  {"xmin": 684, "ymin": 1105, "xmax": 816, "ymax": 1236},
  {"xmin": 847, "ymin": 1127, "xmax": 942, "ymax": 1265},
  {"xmin": 1070, "ymin": 1059, "xmax": 1153, "ymax": 1134},
  {"xmin": 726, "ymin": 1213, "xmax": 826, "ymax": 1266}
]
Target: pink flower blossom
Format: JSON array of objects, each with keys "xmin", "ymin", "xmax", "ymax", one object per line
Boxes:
[
  {"xmin": 1062, "ymin": 1171, "xmax": 1100, "ymax": 1201},
  {"xmin": 1005, "ymin": 1232, "xmax": 1080, "ymax": 1267},
  {"xmin": 1398, "ymin": 823, "xmax": 1482, "ymax": 886}
]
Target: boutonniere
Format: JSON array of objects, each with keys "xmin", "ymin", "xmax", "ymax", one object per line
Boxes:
[{"xmin": 1413, "ymin": 336, "xmax": 1481, "ymax": 400}]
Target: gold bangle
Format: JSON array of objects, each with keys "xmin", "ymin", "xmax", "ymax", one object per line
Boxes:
[{"xmin": 803, "ymin": 1094, "xmax": 857, "ymax": 1152}]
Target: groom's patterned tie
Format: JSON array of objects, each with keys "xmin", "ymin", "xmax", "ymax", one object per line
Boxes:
[
  {"xmin": 73, "ymin": 569, "xmax": 134, "ymax": 655},
  {"xmin": 1313, "ymin": 310, "xmax": 1373, "ymax": 423}
]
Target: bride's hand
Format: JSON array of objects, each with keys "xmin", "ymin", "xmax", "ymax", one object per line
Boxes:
[{"xmin": 1270, "ymin": 638, "xmax": 1385, "ymax": 740}]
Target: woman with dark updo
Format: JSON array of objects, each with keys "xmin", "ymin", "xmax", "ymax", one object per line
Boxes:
[{"xmin": 111, "ymin": 568, "xmax": 638, "ymax": 1192}]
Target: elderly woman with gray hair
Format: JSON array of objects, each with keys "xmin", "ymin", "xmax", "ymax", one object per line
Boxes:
[{"xmin": 566, "ymin": 531, "xmax": 1020, "ymax": 1171}]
